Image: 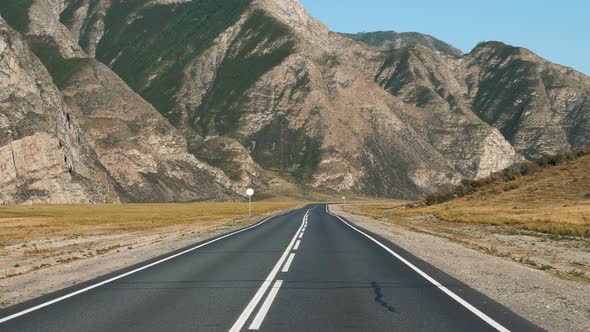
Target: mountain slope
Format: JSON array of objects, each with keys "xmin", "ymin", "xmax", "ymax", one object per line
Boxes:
[
  {"xmin": 1, "ymin": 0, "xmax": 588, "ymax": 203},
  {"xmin": 0, "ymin": 14, "xmax": 117, "ymax": 204},
  {"xmin": 0, "ymin": 0, "xmax": 249, "ymax": 203},
  {"xmin": 372, "ymin": 42, "xmax": 590, "ymax": 158},
  {"xmin": 341, "ymin": 30, "xmax": 463, "ymax": 57},
  {"xmin": 56, "ymin": 0, "xmax": 527, "ymax": 199}
]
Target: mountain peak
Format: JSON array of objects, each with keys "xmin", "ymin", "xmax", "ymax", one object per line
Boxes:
[
  {"xmin": 342, "ymin": 30, "xmax": 463, "ymax": 57},
  {"xmin": 252, "ymin": 0, "xmax": 337, "ymax": 52}
]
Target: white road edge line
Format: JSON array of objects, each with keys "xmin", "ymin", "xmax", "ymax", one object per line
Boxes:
[
  {"xmin": 325, "ymin": 205, "xmax": 510, "ymax": 332},
  {"xmin": 248, "ymin": 280, "xmax": 284, "ymax": 330},
  {"xmin": 229, "ymin": 213, "xmax": 306, "ymax": 332},
  {"xmin": 0, "ymin": 209, "xmax": 296, "ymax": 325},
  {"xmin": 282, "ymin": 253, "xmax": 296, "ymax": 273},
  {"xmin": 293, "ymin": 240, "xmax": 301, "ymax": 250}
]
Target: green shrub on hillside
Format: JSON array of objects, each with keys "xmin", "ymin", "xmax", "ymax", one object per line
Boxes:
[
  {"xmin": 520, "ymin": 161, "xmax": 542, "ymax": 176},
  {"xmin": 28, "ymin": 37, "xmax": 93, "ymax": 89},
  {"xmin": 502, "ymin": 167, "xmax": 519, "ymax": 182},
  {"xmin": 50, "ymin": 58, "xmax": 94, "ymax": 88},
  {"xmin": 425, "ymin": 192, "xmax": 454, "ymax": 205},
  {"xmin": 0, "ymin": 0, "xmax": 33, "ymax": 33}
]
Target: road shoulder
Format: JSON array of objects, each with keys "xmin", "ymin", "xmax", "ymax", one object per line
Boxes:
[
  {"xmin": 331, "ymin": 204, "xmax": 590, "ymax": 332},
  {"xmin": 0, "ymin": 207, "xmax": 300, "ymax": 310}
]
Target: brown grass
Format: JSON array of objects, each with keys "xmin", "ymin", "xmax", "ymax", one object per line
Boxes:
[
  {"xmin": 0, "ymin": 202, "xmax": 304, "ymax": 246},
  {"xmin": 353, "ymin": 155, "xmax": 590, "ymax": 238}
]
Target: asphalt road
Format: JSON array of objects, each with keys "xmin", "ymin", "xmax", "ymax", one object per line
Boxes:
[{"xmin": 0, "ymin": 204, "xmax": 541, "ymax": 331}]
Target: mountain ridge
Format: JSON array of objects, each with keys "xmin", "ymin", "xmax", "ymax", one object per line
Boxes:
[
  {"xmin": 0, "ymin": 0, "xmax": 588, "ymax": 204},
  {"xmin": 341, "ymin": 30, "xmax": 464, "ymax": 57}
]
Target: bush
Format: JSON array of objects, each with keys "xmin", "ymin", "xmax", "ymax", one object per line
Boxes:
[
  {"xmin": 461, "ymin": 179, "xmax": 483, "ymax": 189},
  {"xmin": 425, "ymin": 192, "xmax": 454, "ymax": 205},
  {"xmin": 520, "ymin": 161, "xmax": 542, "ymax": 176},
  {"xmin": 502, "ymin": 167, "xmax": 520, "ymax": 181},
  {"xmin": 576, "ymin": 148, "xmax": 590, "ymax": 157},
  {"xmin": 537, "ymin": 153, "xmax": 566, "ymax": 167},
  {"xmin": 503, "ymin": 184, "xmax": 519, "ymax": 192},
  {"xmin": 0, "ymin": 0, "xmax": 32, "ymax": 33}
]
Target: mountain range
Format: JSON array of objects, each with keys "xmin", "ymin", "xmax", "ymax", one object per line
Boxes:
[{"xmin": 1, "ymin": 0, "xmax": 588, "ymax": 204}]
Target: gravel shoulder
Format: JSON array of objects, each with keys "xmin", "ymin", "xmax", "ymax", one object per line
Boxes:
[{"xmin": 332, "ymin": 204, "xmax": 590, "ymax": 332}]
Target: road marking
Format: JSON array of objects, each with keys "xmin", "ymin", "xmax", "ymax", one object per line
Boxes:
[
  {"xmin": 326, "ymin": 206, "xmax": 510, "ymax": 332},
  {"xmin": 282, "ymin": 253, "xmax": 296, "ymax": 272},
  {"xmin": 229, "ymin": 213, "xmax": 306, "ymax": 332},
  {"xmin": 248, "ymin": 280, "xmax": 284, "ymax": 330},
  {"xmin": 293, "ymin": 240, "xmax": 301, "ymax": 250},
  {"xmin": 0, "ymin": 209, "xmax": 297, "ymax": 325},
  {"xmin": 298, "ymin": 232, "xmax": 304, "ymax": 239}
]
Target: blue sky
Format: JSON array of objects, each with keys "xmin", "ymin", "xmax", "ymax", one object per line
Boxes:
[{"xmin": 300, "ymin": 0, "xmax": 589, "ymax": 75}]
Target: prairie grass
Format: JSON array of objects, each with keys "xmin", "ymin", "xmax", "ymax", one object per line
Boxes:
[{"xmin": 0, "ymin": 202, "xmax": 303, "ymax": 246}]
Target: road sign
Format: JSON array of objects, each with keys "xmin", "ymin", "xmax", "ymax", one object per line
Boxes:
[{"xmin": 247, "ymin": 188, "xmax": 254, "ymax": 217}]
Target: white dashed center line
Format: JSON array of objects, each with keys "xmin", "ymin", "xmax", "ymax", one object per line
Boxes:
[
  {"xmin": 230, "ymin": 209, "xmax": 310, "ymax": 331},
  {"xmin": 248, "ymin": 280, "xmax": 284, "ymax": 330},
  {"xmin": 282, "ymin": 253, "xmax": 296, "ymax": 273},
  {"xmin": 293, "ymin": 240, "xmax": 301, "ymax": 250}
]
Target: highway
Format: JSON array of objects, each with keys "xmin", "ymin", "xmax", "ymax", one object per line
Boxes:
[{"xmin": 0, "ymin": 205, "xmax": 541, "ymax": 331}]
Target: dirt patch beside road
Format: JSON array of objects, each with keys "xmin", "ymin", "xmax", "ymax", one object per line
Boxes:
[{"xmin": 332, "ymin": 204, "xmax": 590, "ymax": 332}]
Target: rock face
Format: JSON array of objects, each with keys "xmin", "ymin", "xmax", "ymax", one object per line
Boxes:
[
  {"xmin": 370, "ymin": 42, "xmax": 590, "ymax": 158},
  {"xmin": 61, "ymin": 60, "xmax": 239, "ymax": 202},
  {"xmin": 1, "ymin": 0, "xmax": 245, "ymax": 204},
  {"xmin": 0, "ymin": 17, "xmax": 116, "ymax": 204},
  {"xmin": 1, "ymin": 0, "xmax": 589, "ymax": 203},
  {"xmin": 341, "ymin": 31, "xmax": 464, "ymax": 58},
  {"xmin": 467, "ymin": 43, "xmax": 590, "ymax": 157}
]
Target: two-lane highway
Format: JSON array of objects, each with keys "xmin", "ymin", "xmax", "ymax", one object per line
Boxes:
[{"xmin": 0, "ymin": 205, "xmax": 541, "ymax": 331}]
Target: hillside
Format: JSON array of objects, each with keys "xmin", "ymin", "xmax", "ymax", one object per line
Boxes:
[
  {"xmin": 341, "ymin": 30, "xmax": 463, "ymax": 57},
  {"xmin": 358, "ymin": 152, "xmax": 590, "ymax": 237}
]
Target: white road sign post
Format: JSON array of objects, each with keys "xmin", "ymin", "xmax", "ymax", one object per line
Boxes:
[{"xmin": 246, "ymin": 188, "xmax": 254, "ymax": 217}]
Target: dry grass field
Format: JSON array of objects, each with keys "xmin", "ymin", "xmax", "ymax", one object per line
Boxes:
[
  {"xmin": 0, "ymin": 201, "xmax": 304, "ymax": 246},
  {"xmin": 354, "ymin": 155, "xmax": 590, "ymax": 238}
]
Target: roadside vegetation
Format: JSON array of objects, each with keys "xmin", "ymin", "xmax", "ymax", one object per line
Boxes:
[
  {"xmin": 355, "ymin": 150, "xmax": 590, "ymax": 238},
  {"xmin": 0, "ymin": 201, "xmax": 303, "ymax": 246}
]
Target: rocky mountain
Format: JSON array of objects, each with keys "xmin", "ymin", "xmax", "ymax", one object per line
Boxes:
[
  {"xmin": 1, "ymin": 0, "xmax": 588, "ymax": 203},
  {"xmin": 341, "ymin": 31, "xmax": 464, "ymax": 57},
  {"xmin": 372, "ymin": 42, "xmax": 590, "ymax": 158},
  {"xmin": 0, "ymin": 0, "xmax": 249, "ymax": 203},
  {"xmin": 0, "ymin": 14, "xmax": 117, "ymax": 204}
]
